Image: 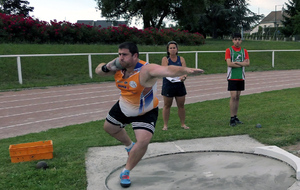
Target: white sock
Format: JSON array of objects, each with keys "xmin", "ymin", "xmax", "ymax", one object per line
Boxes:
[
  {"xmin": 125, "ymin": 142, "xmax": 134, "ymax": 150},
  {"xmin": 122, "ymin": 168, "xmax": 129, "ymax": 172}
]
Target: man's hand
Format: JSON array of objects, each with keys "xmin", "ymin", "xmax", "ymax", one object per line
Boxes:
[
  {"xmin": 95, "ymin": 63, "xmax": 115, "ymax": 76},
  {"xmin": 186, "ymin": 68, "xmax": 204, "ymax": 74}
]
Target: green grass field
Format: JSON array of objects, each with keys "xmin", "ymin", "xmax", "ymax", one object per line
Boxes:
[{"xmin": 0, "ymin": 39, "xmax": 300, "ymax": 189}]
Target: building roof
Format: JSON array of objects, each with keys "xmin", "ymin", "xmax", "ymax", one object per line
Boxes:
[{"xmin": 260, "ymin": 11, "xmax": 286, "ymax": 24}]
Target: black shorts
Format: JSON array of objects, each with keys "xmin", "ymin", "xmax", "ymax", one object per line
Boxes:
[
  {"xmin": 106, "ymin": 101, "xmax": 158, "ymax": 134},
  {"xmin": 161, "ymin": 79, "xmax": 187, "ymax": 97},
  {"xmin": 228, "ymin": 80, "xmax": 245, "ymax": 91}
]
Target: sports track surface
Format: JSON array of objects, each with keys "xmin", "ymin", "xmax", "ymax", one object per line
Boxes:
[{"xmin": 1, "ymin": 70, "xmax": 300, "ymax": 140}]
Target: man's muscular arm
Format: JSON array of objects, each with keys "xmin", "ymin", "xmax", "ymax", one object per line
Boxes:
[
  {"xmin": 95, "ymin": 58, "xmax": 123, "ymax": 76},
  {"xmin": 140, "ymin": 64, "xmax": 204, "ymax": 87}
]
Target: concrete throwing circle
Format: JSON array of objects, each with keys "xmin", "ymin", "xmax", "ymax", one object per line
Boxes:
[{"xmin": 105, "ymin": 151, "xmax": 296, "ymax": 190}]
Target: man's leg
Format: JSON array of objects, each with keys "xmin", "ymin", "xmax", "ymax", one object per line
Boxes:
[
  {"xmin": 125, "ymin": 129, "xmax": 153, "ymax": 170},
  {"xmin": 103, "ymin": 120, "xmax": 132, "ymax": 146},
  {"xmin": 119, "ymin": 129, "xmax": 152, "ymax": 187},
  {"xmin": 230, "ymin": 91, "xmax": 241, "ymax": 117},
  {"xmin": 229, "ymin": 91, "xmax": 241, "ymax": 126}
]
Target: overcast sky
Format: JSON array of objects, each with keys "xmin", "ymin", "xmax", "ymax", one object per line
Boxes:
[{"xmin": 28, "ymin": 0, "xmax": 288, "ymax": 28}]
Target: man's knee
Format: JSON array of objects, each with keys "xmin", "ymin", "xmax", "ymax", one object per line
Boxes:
[
  {"xmin": 103, "ymin": 121, "xmax": 121, "ymax": 134},
  {"xmin": 135, "ymin": 130, "xmax": 153, "ymax": 144},
  {"xmin": 230, "ymin": 93, "xmax": 240, "ymax": 101}
]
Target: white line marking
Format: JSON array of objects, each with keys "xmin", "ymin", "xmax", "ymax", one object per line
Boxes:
[
  {"xmin": 0, "ymin": 89, "xmax": 118, "ymax": 104},
  {"xmin": 0, "ymin": 100, "xmax": 115, "ymax": 118},
  {"xmin": 172, "ymin": 142, "xmax": 185, "ymax": 152},
  {"xmin": 0, "ymin": 85, "xmax": 113, "ymax": 98},
  {"xmin": 203, "ymin": 171, "xmax": 214, "ymax": 177},
  {"xmin": 0, "ymin": 110, "xmax": 107, "ymax": 130},
  {"xmin": 0, "ymin": 94, "xmax": 119, "ymax": 110}
]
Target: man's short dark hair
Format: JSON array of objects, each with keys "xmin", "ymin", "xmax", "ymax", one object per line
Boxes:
[
  {"xmin": 119, "ymin": 42, "xmax": 139, "ymax": 57},
  {"xmin": 232, "ymin": 33, "xmax": 242, "ymax": 39}
]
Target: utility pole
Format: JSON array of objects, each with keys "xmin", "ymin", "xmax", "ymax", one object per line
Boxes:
[{"xmin": 274, "ymin": 5, "xmax": 284, "ymax": 40}]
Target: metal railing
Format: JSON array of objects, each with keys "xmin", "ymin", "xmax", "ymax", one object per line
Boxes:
[{"xmin": 1, "ymin": 50, "xmax": 299, "ymax": 84}]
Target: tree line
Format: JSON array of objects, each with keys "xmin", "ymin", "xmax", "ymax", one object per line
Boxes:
[
  {"xmin": 96, "ymin": 0, "xmax": 262, "ymax": 38},
  {"xmin": 1, "ymin": 0, "xmax": 300, "ymax": 39}
]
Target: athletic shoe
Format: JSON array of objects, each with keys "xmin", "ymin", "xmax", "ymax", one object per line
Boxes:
[
  {"xmin": 125, "ymin": 142, "xmax": 135, "ymax": 153},
  {"xmin": 120, "ymin": 169, "xmax": 131, "ymax": 187},
  {"xmin": 230, "ymin": 118, "xmax": 236, "ymax": 126},
  {"xmin": 235, "ymin": 117, "xmax": 243, "ymax": 124}
]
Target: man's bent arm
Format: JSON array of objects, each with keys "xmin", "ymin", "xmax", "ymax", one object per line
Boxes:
[
  {"xmin": 226, "ymin": 59, "xmax": 250, "ymax": 67},
  {"xmin": 95, "ymin": 63, "xmax": 116, "ymax": 76}
]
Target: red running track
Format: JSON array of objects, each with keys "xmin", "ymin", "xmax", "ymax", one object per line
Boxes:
[{"xmin": 1, "ymin": 70, "xmax": 300, "ymax": 140}]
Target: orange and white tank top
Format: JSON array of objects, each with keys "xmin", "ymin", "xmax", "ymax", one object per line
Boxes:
[{"xmin": 114, "ymin": 60, "xmax": 159, "ymax": 117}]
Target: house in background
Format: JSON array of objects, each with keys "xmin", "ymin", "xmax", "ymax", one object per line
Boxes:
[
  {"xmin": 250, "ymin": 11, "xmax": 286, "ymax": 34},
  {"xmin": 76, "ymin": 20, "xmax": 127, "ymax": 28}
]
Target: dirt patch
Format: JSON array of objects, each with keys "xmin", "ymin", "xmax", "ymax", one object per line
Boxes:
[{"xmin": 281, "ymin": 142, "xmax": 300, "ymax": 158}]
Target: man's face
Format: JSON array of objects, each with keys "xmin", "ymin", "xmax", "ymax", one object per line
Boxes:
[
  {"xmin": 232, "ymin": 37, "xmax": 242, "ymax": 47},
  {"xmin": 118, "ymin": 48, "xmax": 136, "ymax": 67}
]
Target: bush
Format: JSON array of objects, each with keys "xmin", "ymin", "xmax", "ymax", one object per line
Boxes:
[{"xmin": 0, "ymin": 13, "xmax": 205, "ymax": 45}]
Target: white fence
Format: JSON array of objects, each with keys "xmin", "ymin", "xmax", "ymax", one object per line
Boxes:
[{"xmin": 1, "ymin": 50, "xmax": 300, "ymax": 84}]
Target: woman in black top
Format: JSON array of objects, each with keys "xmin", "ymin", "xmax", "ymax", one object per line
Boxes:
[{"xmin": 161, "ymin": 41, "xmax": 189, "ymax": 130}]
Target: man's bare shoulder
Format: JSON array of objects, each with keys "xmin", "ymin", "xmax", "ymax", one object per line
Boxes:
[{"xmin": 141, "ymin": 63, "xmax": 164, "ymax": 77}]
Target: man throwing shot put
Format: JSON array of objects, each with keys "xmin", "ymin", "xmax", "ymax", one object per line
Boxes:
[{"xmin": 95, "ymin": 42, "xmax": 204, "ymax": 187}]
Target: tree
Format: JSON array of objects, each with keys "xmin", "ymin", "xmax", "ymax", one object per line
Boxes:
[
  {"xmin": 96, "ymin": 0, "xmax": 210, "ymax": 30},
  {"xmin": 95, "ymin": 0, "xmax": 177, "ymax": 29},
  {"xmin": 0, "ymin": 0, "xmax": 33, "ymax": 16},
  {"xmin": 225, "ymin": 0, "xmax": 262, "ymax": 33},
  {"xmin": 292, "ymin": 11, "xmax": 300, "ymax": 34},
  {"xmin": 198, "ymin": 2, "xmax": 230, "ymax": 39},
  {"xmin": 196, "ymin": 0, "xmax": 262, "ymax": 39},
  {"xmin": 95, "ymin": 0, "xmax": 262, "ymax": 38},
  {"xmin": 173, "ymin": 0, "xmax": 206, "ymax": 33},
  {"xmin": 281, "ymin": 0, "xmax": 300, "ymax": 36}
]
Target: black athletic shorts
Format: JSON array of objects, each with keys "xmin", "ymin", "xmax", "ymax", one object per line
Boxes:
[
  {"xmin": 106, "ymin": 101, "xmax": 158, "ymax": 134},
  {"xmin": 228, "ymin": 80, "xmax": 245, "ymax": 91},
  {"xmin": 161, "ymin": 79, "xmax": 187, "ymax": 97}
]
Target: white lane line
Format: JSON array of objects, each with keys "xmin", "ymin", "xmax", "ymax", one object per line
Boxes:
[
  {"xmin": 1, "ymin": 82, "xmax": 299, "ymax": 117},
  {"xmin": 187, "ymin": 82, "xmax": 300, "ymax": 95},
  {"xmin": 0, "ymin": 94, "xmax": 119, "ymax": 110},
  {"xmin": 186, "ymin": 74, "xmax": 300, "ymax": 86},
  {"xmin": 187, "ymin": 91, "xmax": 228, "ymax": 99},
  {"xmin": 0, "ymin": 71, "xmax": 298, "ymax": 103},
  {"xmin": 0, "ymin": 85, "xmax": 113, "ymax": 98},
  {"xmin": 185, "ymin": 83, "xmax": 300, "ymax": 101},
  {"xmin": 2, "ymin": 76, "xmax": 296, "ymax": 106},
  {"xmin": 0, "ymin": 100, "xmax": 115, "ymax": 118},
  {"xmin": 1, "ymin": 80, "xmax": 296, "ymax": 129},
  {"xmin": 0, "ymin": 110, "xmax": 107, "ymax": 130},
  {"xmin": 0, "ymin": 89, "xmax": 118, "ymax": 104}
]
